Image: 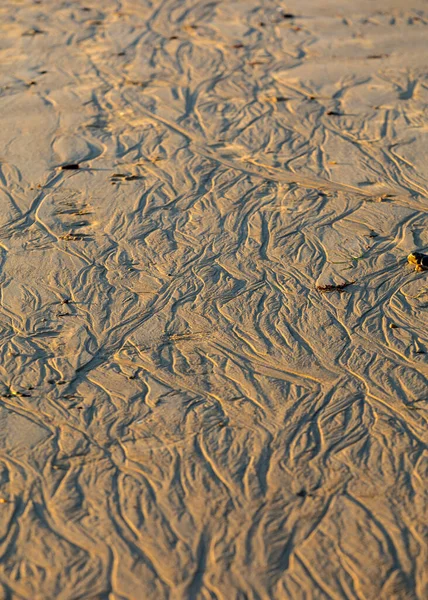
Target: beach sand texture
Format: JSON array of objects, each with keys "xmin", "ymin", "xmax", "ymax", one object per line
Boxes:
[{"xmin": 0, "ymin": 0, "xmax": 427, "ymax": 598}]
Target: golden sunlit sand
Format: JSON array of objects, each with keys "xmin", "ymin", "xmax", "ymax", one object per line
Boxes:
[{"xmin": 0, "ymin": 0, "xmax": 427, "ymax": 598}]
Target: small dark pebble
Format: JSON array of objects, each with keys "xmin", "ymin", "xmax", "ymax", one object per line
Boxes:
[
  {"xmin": 47, "ymin": 379, "xmax": 56, "ymax": 385},
  {"xmin": 169, "ymin": 35, "xmax": 178, "ymax": 40},
  {"xmin": 232, "ymin": 43, "xmax": 244, "ymax": 49},
  {"xmin": 61, "ymin": 164, "xmax": 80, "ymax": 170},
  {"xmin": 296, "ymin": 489, "xmax": 307, "ymax": 498},
  {"xmin": 283, "ymin": 13, "xmax": 295, "ymax": 19},
  {"xmin": 23, "ymin": 28, "xmax": 45, "ymax": 36},
  {"xmin": 327, "ymin": 110, "xmax": 342, "ymax": 116},
  {"xmin": 117, "ymin": 51, "xmax": 126, "ymax": 56}
]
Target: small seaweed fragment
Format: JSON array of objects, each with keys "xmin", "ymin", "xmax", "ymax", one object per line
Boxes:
[
  {"xmin": 317, "ymin": 281, "xmax": 355, "ymax": 293},
  {"xmin": 329, "ymin": 247, "xmax": 371, "ymax": 269},
  {"xmin": 59, "ymin": 232, "xmax": 88, "ymax": 241}
]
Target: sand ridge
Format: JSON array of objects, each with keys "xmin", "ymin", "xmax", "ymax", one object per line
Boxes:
[{"xmin": 0, "ymin": 0, "xmax": 427, "ymax": 598}]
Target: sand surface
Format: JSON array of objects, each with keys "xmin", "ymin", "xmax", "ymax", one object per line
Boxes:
[{"xmin": 0, "ymin": 0, "xmax": 427, "ymax": 598}]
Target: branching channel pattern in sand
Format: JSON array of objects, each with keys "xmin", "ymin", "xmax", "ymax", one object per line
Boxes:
[{"xmin": 0, "ymin": 1, "xmax": 427, "ymax": 599}]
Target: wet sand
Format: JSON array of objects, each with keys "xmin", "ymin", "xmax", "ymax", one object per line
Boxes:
[{"xmin": 0, "ymin": 0, "xmax": 427, "ymax": 598}]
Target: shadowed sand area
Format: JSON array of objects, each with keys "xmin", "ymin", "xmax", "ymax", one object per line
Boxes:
[{"xmin": 0, "ymin": 0, "xmax": 427, "ymax": 598}]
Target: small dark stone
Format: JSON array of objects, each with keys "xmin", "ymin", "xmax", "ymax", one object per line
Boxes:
[
  {"xmin": 296, "ymin": 489, "xmax": 307, "ymax": 498},
  {"xmin": 22, "ymin": 28, "xmax": 45, "ymax": 36},
  {"xmin": 61, "ymin": 164, "xmax": 80, "ymax": 170}
]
